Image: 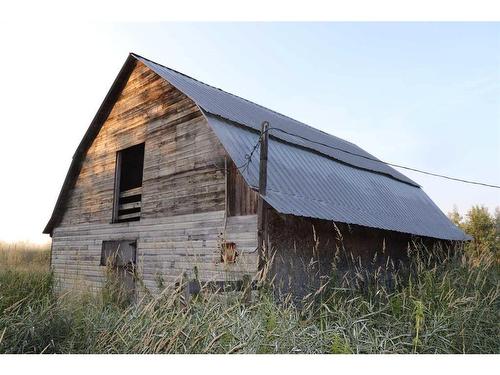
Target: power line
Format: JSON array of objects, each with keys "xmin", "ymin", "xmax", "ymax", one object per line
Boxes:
[
  {"xmin": 237, "ymin": 124, "xmax": 500, "ymax": 189},
  {"xmin": 235, "ymin": 126, "xmax": 272, "ymax": 174}
]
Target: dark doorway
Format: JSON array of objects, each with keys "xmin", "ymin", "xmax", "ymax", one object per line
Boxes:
[{"xmin": 113, "ymin": 143, "xmax": 145, "ymax": 222}]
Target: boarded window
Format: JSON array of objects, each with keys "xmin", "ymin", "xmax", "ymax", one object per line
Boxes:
[
  {"xmin": 100, "ymin": 240, "xmax": 137, "ymax": 304},
  {"xmin": 113, "ymin": 143, "xmax": 145, "ymax": 223},
  {"xmin": 227, "ymin": 159, "xmax": 258, "ymax": 216},
  {"xmin": 100, "ymin": 240, "xmax": 137, "ymax": 267}
]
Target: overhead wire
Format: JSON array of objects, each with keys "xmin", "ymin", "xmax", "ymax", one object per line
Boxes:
[{"xmin": 235, "ymin": 124, "xmax": 500, "ymax": 189}]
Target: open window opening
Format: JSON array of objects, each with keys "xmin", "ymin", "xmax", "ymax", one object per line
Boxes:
[
  {"xmin": 113, "ymin": 143, "xmax": 145, "ymax": 223},
  {"xmin": 227, "ymin": 158, "xmax": 258, "ymax": 217}
]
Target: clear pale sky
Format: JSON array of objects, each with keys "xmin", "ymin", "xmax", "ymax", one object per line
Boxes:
[{"xmin": 0, "ymin": 22, "xmax": 498, "ymax": 243}]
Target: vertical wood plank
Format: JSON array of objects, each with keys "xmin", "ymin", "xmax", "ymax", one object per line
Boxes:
[
  {"xmin": 112, "ymin": 151, "xmax": 122, "ymax": 223},
  {"xmin": 241, "ymin": 274, "xmax": 252, "ymax": 305}
]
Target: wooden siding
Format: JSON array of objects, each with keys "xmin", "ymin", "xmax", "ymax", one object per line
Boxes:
[
  {"xmin": 227, "ymin": 159, "xmax": 258, "ymax": 216},
  {"xmin": 268, "ymin": 211, "xmax": 413, "ymax": 300},
  {"xmin": 52, "ymin": 62, "xmax": 258, "ymax": 294},
  {"xmin": 52, "ymin": 212, "xmax": 258, "ymax": 294}
]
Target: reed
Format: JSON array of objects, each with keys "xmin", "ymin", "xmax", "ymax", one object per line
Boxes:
[{"xmin": 0, "ymin": 241, "xmax": 498, "ymax": 354}]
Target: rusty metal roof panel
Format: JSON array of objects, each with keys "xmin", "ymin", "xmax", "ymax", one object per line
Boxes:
[
  {"xmin": 205, "ymin": 114, "xmax": 469, "ymax": 241},
  {"xmin": 133, "ymin": 54, "xmax": 418, "ymax": 187}
]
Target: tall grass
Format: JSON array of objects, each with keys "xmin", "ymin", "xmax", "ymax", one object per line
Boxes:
[
  {"xmin": 0, "ymin": 242, "xmax": 498, "ymax": 354},
  {"xmin": 0, "ymin": 241, "xmax": 50, "ymax": 272}
]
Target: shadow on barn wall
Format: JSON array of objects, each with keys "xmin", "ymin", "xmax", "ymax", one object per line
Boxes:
[{"xmin": 267, "ymin": 210, "xmax": 453, "ymax": 300}]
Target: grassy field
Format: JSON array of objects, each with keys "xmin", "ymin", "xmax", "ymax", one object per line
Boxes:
[{"xmin": 0, "ymin": 239, "xmax": 498, "ymax": 354}]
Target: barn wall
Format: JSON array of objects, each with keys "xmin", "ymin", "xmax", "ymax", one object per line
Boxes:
[
  {"xmin": 52, "ymin": 213, "xmax": 258, "ymax": 294},
  {"xmin": 267, "ymin": 210, "xmax": 414, "ymax": 299},
  {"xmin": 52, "ymin": 61, "xmax": 258, "ymax": 294},
  {"xmin": 227, "ymin": 159, "xmax": 258, "ymax": 216}
]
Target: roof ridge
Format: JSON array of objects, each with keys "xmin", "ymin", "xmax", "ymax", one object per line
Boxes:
[
  {"xmin": 131, "ymin": 52, "xmax": 418, "ymax": 187},
  {"xmin": 130, "ymin": 52, "xmax": 357, "ymax": 148}
]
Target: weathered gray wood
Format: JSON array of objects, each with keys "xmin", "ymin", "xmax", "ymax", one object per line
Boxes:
[
  {"xmin": 112, "ymin": 151, "xmax": 122, "ymax": 222},
  {"xmin": 119, "ymin": 202, "xmax": 142, "ymax": 210},
  {"xmin": 119, "ymin": 187, "xmax": 142, "ymax": 198},
  {"xmin": 117, "ymin": 212, "xmax": 141, "ymax": 220},
  {"xmin": 227, "ymin": 159, "xmax": 258, "ymax": 216},
  {"xmin": 241, "ymin": 274, "xmax": 252, "ymax": 305},
  {"xmin": 51, "ymin": 62, "xmax": 260, "ymax": 297}
]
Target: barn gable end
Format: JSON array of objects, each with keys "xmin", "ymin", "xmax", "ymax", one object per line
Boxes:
[
  {"xmin": 59, "ymin": 61, "xmax": 226, "ymax": 225},
  {"xmin": 50, "ymin": 60, "xmax": 258, "ymax": 293}
]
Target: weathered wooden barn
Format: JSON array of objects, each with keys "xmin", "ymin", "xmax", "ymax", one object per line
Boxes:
[{"xmin": 44, "ymin": 53, "xmax": 468, "ymax": 297}]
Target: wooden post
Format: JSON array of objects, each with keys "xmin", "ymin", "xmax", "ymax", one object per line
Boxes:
[
  {"xmin": 112, "ymin": 151, "xmax": 122, "ymax": 223},
  {"xmin": 241, "ymin": 274, "xmax": 252, "ymax": 305},
  {"xmin": 257, "ymin": 121, "xmax": 269, "ymax": 272}
]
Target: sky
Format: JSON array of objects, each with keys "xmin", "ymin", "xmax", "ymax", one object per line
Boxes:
[{"xmin": 0, "ymin": 22, "xmax": 498, "ymax": 243}]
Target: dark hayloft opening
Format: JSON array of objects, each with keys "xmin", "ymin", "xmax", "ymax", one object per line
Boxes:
[
  {"xmin": 119, "ymin": 143, "xmax": 145, "ymax": 191},
  {"xmin": 113, "ymin": 143, "xmax": 145, "ymax": 223}
]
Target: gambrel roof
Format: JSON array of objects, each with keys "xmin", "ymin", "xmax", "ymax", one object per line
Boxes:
[{"xmin": 44, "ymin": 53, "xmax": 469, "ymax": 240}]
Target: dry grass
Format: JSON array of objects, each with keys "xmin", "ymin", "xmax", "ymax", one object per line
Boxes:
[
  {"xmin": 0, "ymin": 240, "xmax": 498, "ymax": 354},
  {"xmin": 0, "ymin": 241, "xmax": 50, "ymax": 272}
]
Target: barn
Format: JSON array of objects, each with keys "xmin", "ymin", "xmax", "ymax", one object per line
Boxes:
[{"xmin": 44, "ymin": 53, "xmax": 468, "ymax": 298}]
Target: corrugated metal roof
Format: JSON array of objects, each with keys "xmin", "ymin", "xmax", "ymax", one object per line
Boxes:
[
  {"xmin": 134, "ymin": 54, "xmax": 418, "ymax": 187},
  {"xmin": 132, "ymin": 53, "xmax": 468, "ymax": 241},
  {"xmin": 206, "ymin": 114, "xmax": 469, "ymax": 241},
  {"xmin": 44, "ymin": 53, "xmax": 469, "ymax": 240}
]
